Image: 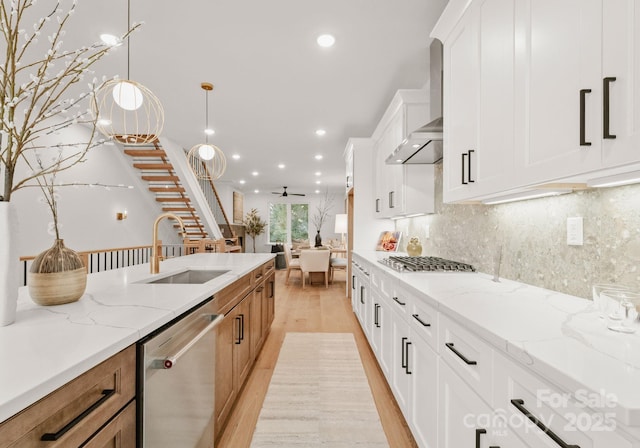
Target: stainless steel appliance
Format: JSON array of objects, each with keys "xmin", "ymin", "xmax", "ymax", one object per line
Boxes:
[
  {"xmin": 379, "ymin": 256, "xmax": 475, "ymax": 273},
  {"xmin": 138, "ymin": 297, "xmax": 223, "ymax": 447}
]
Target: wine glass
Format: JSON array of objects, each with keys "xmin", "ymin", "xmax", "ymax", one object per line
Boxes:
[
  {"xmin": 602, "ymin": 290, "xmax": 640, "ymax": 334},
  {"xmin": 592, "ymin": 283, "xmax": 632, "ymax": 319}
]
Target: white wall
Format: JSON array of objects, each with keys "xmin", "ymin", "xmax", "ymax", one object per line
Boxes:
[
  {"xmin": 10, "ymin": 124, "xmax": 182, "ymax": 256},
  {"xmin": 242, "ymin": 188, "xmax": 345, "ymax": 253}
]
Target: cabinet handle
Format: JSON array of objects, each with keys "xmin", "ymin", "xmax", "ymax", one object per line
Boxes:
[
  {"xmin": 375, "ymin": 198, "xmax": 380, "ymax": 213},
  {"xmin": 392, "ymin": 296, "xmax": 406, "ymax": 306},
  {"xmin": 41, "ymin": 389, "xmax": 116, "ymax": 441},
  {"xmin": 412, "ymin": 314, "xmax": 431, "ymax": 327},
  {"xmin": 603, "ymin": 77, "xmax": 616, "ymax": 139},
  {"xmin": 511, "ymin": 399, "xmax": 580, "ymax": 448},
  {"xmin": 401, "ymin": 337, "xmax": 408, "ymax": 369},
  {"xmin": 475, "ymin": 428, "xmax": 486, "ymax": 448},
  {"xmin": 156, "ymin": 314, "xmax": 224, "ymax": 369},
  {"xmin": 352, "ymin": 275, "xmax": 356, "ymax": 290},
  {"xmin": 255, "ymin": 273, "xmax": 263, "ymax": 279},
  {"xmin": 240, "ymin": 314, "xmax": 245, "ymax": 341},
  {"xmin": 268, "ymin": 280, "xmax": 275, "ymax": 298},
  {"xmin": 256, "ymin": 286, "xmax": 264, "ymax": 293},
  {"xmin": 405, "ymin": 340, "xmax": 412, "ymax": 374},
  {"xmin": 389, "ymin": 191, "xmax": 395, "ymax": 209},
  {"xmin": 235, "ymin": 316, "xmax": 242, "ymax": 344},
  {"xmin": 360, "ymin": 285, "xmax": 365, "ymax": 304},
  {"xmin": 468, "ymin": 150, "xmax": 475, "ymax": 183},
  {"xmin": 445, "ymin": 342, "xmax": 477, "ymax": 365},
  {"xmin": 579, "ymin": 89, "xmax": 592, "ymax": 146},
  {"xmin": 374, "ymin": 304, "xmax": 380, "ymax": 327},
  {"xmin": 461, "ymin": 152, "xmax": 468, "ymax": 185}
]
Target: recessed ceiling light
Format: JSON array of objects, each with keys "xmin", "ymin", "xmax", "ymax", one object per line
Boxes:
[
  {"xmin": 204, "ymin": 128, "xmax": 215, "ymax": 136},
  {"xmin": 315, "ymin": 172, "xmax": 321, "ymax": 176},
  {"xmin": 315, "ymin": 180, "xmax": 321, "ymax": 184},
  {"xmin": 317, "ymin": 34, "xmax": 335, "ymax": 48},
  {"xmin": 396, "ymin": 159, "xmax": 403, "ymax": 163},
  {"xmin": 232, "ymin": 154, "xmax": 240, "ymax": 160},
  {"xmin": 239, "ymin": 180, "xmax": 246, "ymax": 184},
  {"xmin": 278, "ymin": 163, "xmax": 285, "ymax": 169},
  {"xmin": 412, "ymin": 144, "xmax": 421, "ymax": 148},
  {"xmin": 254, "ymin": 189, "xmax": 260, "ymax": 194},
  {"xmin": 100, "ymin": 33, "xmax": 121, "ymax": 47},
  {"xmin": 315, "ymin": 189, "xmax": 321, "ymax": 194},
  {"xmin": 315, "ymin": 129, "xmax": 326, "ymax": 136},
  {"xmin": 314, "ymin": 154, "xmax": 323, "ymax": 160},
  {"xmin": 251, "ymin": 171, "xmax": 259, "ymax": 176}
]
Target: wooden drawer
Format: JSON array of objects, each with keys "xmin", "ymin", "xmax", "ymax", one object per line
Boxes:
[
  {"xmin": 261, "ymin": 258, "xmax": 275, "ymax": 277},
  {"xmin": 83, "ymin": 400, "xmax": 135, "ymax": 448},
  {"xmin": 216, "ymin": 273, "xmax": 252, "ymax": 315},
  {"xmin": 0, "ymin": 345, "xmax": 136, "ymax": 448},
  {"xmin": 389, "ymin": 282, "xmax": 412, "ymax": 317},
  {"xmin": 439, "ymin": 312, "xmax": 494, "ymax": 406}
]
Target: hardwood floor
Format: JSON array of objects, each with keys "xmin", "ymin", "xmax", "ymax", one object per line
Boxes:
[{"xmin": 216, "ymin": 269, "xmax": 418, "ymax": 448}]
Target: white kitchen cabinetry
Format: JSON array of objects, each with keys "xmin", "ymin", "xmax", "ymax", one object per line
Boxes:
[
  {"xmin": 372, "ymin": 90, "xmax": 434, "ymax": 217},
  {"xmin": 435, "ymin": 0, "xmax": 640, "ymax": 203}
]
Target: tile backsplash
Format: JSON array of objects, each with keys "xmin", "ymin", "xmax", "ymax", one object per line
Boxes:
[{"xmin": 394, "ymin": 164, "xmax": 640, "ymax": 299}]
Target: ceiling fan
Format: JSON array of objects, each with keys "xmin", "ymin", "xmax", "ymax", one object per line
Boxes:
[{"xmin": 272, "ymin": 186, "xmax": 305, "ymax": 197}]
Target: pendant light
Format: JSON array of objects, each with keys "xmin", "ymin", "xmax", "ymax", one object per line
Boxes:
[
  {"xmin": 187, "ymin": 82, "xmax": 226, "ymax": 180},
  {"xmin": 92, "ymin": 0, "xmax": 164, "ymax": 144}
]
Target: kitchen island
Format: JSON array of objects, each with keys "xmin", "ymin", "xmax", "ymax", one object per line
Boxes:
[{"xmin": 0, "ymin": 252, "xmax": 274, "ymax": 425}]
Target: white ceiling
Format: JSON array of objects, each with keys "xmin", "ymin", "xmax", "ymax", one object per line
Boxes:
[{"xmin": 66, "ymin": 0, "xmax": 447, "ymax": 196}]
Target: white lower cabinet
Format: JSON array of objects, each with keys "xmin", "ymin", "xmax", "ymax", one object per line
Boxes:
[
  {"xmin": 408, "ymin": 332, "xmax": 438, "ymax": 448},
  {"xmin": 440, "ymin": 359, "xmax": 527, "ymax": 448}
]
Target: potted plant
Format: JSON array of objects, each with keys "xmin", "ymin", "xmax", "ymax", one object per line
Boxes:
[
  {"xmin": 0, "ymin": 1, "xmax": 137, "ymax": 324},
  {"xmin": 243, "ymin": 208, "xmax": 267, "ymax": 253}
]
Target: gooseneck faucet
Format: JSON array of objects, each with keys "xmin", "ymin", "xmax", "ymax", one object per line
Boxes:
[{"xmin": 150, "ymin": 213, "xmax": 185, "ymax": 274}]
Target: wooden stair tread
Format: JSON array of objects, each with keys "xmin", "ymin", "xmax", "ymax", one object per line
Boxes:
[
  {"xmin": 124, "ymin": 149, "xmax": 167, "ymax": 157},
  {"xmin": 156, "ymin": 197, "xmax": 190, "ymax": 202},
  {"xmin": 142, "ymin": 175, "xmax": 180, "ymax": 181},
  {"xmin": 162, "ymin": 207, "xmax": 196, "ymax": 212},
  {"xmin": 149, "ymin": 187, "xmax": 185, "ymax": 192},
  {"xmin": 133, "ymin": 163, "xmax": 174, "ymax": 170}
]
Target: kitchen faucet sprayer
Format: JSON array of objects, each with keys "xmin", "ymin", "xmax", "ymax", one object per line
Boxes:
[{"xmin": 150, "ymin": 213, "xmax": 186, "ymax": 274}]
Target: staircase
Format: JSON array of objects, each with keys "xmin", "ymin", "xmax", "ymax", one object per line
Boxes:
[{"xmin": 123, "ymin": 139, "xmax": 210, "ymax": 239}]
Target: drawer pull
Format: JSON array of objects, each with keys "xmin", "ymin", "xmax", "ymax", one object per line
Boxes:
[
  {"xmin": 255, "ymin": 273, "xmax": 263, "ymax": 279},
  {"xmin": 579, "ymin": 89, "xmax": 592, "ymax": 146},
  {"xmin": 405, "ymin": 340, "xmax": 412, "ymax": 375},
  {"xmin": 41, "ymin": 389, "xmax": 115, "ymax": 441},
  {"xmin": 401, "ymin": 337, "xmax": 408, "ymax": 369},
  {"xmin": 392, "ymin": 296, "xmax": 406, "ymax": 306},
  {"xmin": 603, "ymin": 77, "xmax": 616, "ymax": 139},
  {"xmin": 445, "ymin": 342, "xmax": 477, "ymax": 365},
  {"xmin": 412, "ymin": 314, "xmax": 430, "ymax": 327},
  {"xmin": 157, "ymin": 314, "xmax": 224, "ymax": 368},
  {"xmin": 511, "ymin": 399, "xmax": 580, "ymax": 448},
  {"xmin": 374, "ymin": 304, "xmax": 380, "ymax": 328}
]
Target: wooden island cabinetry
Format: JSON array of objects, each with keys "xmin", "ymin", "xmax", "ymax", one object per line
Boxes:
[
  {"xmin": 0, "ymin": 345, "xmax": 136, "ymax": 448},
  {"xmin": 214, "ymin": 259, "xmax": 275, "ymax": 441}
]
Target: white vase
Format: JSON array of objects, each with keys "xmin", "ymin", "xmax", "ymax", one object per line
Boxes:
[{"xmin": 0, "ymin": 201, "xmax": 19, "ymax": 326}]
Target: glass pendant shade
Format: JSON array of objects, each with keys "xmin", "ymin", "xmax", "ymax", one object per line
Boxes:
[
  {"xmin": 187, "ymin": 143, "xmax": 226, "ymax": 180},
  {"xmin": 92, "ymin": 79, "xmax": 164, "ymax": 144}
]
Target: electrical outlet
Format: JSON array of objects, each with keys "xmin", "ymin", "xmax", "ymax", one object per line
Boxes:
[{"xmin": 567, "ymin": 217, "xmax": 583, "ymax": 246}]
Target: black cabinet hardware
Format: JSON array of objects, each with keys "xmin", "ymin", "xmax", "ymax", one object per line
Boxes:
[
  {"xmin": 580, "ymin": 89, "xmax": 592, "ymax": 146},
  {"xmin": 375, "ymin": 198, "xmax": 381, "ymax": 213},
  {"xmin": 461, "ymin": 150, "xmax": 475, "ymax": 184},
  {"xmin": 352, "ymin": 275, "xmax": 356, "ymax": 290},
  {"xmin": 603, "ymin": 77, "xmax": 616, "ymax": 139},
  {"xmin": 360, "ymin": 286, "xmax": 365, "ymax": 304},
  {"xmin": 405, "ymin": 340, "xmax": 412, "ymax": 374},
  {"xmin": 461, "ymin": 152, "xmax": 468, "ymax": 184},
  {"xmin": 412, "ymin": 314, "xmax": 430, "ymax": 327},
  {"xmin": 392, "ymin": 296, "xmax": 406, "ymax": 306},
  {"xmin": 445, "ymin": 342, "xmax": 477, "ymax": 365},
  {"xmin": 240, "ymin": 314, "xmax": 245, "ymax": 341},
  {"xmin": 475, "ymin": 428, "xmax": 486, "ymax": 448},
  {"xmin": 468, "ymin": 150, "xmax": 475, "ymax": 182},
  {"xmin": 511, "ymin": 399, "xmax": 580, "ymax": 448},
  {"xmin": 235, "ymin": 316, "xmax": 242, "ymax": 344},
  {"xmin": 401, "ymin": 337, "xmax": 408, "ymax": 369},
  {"xmin": 41, "ymin": 389, "xmax": 115, "ymax": 441},
  {"xmin": 389, "ymin": 191, "xmax": 395, "ymax": 209},
  {"xmin": 374, "ymin": 304, "xmax": 380, "ymax": 328}
]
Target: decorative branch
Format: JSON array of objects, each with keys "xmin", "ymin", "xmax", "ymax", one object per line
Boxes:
[
  {"xmin": 0, "ymin": 0, "xmax": 141, "ymax": 201},
  {"xmin": 311, "ymin": 191, "xmax": 335, "ymax": 232}
]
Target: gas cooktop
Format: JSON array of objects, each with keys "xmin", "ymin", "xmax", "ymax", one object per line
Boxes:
[{"xmin": 378, "ymin": 256, "xmax": 476, "ymax": 273}]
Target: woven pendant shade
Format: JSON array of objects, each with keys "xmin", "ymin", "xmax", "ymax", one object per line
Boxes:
[
  {"xmin": 93, "ymin": 79, "xmax": 164, "ymax": 144},
  {"xmin": 187, "ymin": 82, "xmax": 226, "ymax": 180}
]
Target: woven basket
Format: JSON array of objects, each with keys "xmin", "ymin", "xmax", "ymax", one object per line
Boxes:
[{"xmin": 28, "ymin": 240, "xmax": 87, "ymax": 306}]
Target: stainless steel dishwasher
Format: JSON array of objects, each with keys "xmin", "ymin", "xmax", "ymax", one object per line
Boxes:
[{"xmin": 138, "ymin": 297, "xmax": 223, "ymax": 447}]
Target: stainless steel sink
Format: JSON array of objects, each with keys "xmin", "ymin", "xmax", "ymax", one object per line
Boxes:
[{"xmin": 143, "ymin": 269, "xmax": 230, "ymax": 284}]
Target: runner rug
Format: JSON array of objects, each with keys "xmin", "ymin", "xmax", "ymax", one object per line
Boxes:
[{"xmin": 250, "ymin": 332, "xmax": 389, "ymax": 447}]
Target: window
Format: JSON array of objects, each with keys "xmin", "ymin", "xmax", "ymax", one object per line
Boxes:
[{"xmin": 269, "ymin": 203, "xmax": 308, "ymax": 244}]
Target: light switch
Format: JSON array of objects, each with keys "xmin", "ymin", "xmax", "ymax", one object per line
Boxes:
[{"xmin": 567, "ymin": 217, "xmax": 583, "ymax": 246}]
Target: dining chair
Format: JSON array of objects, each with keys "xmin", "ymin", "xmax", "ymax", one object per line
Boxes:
[
  {"xmin": 284, "ymin": 244, "xmax": 302, "ymax": 285},
  {"xmin": 299, "ymin": 249, "xmax": 331, "ymax": 288},
  {"xmin": 329, "ymin": 256, "xmax": 348, "ymax": 283}
]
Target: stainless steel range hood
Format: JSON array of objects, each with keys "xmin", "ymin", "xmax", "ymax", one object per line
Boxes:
[{"xmin": 387, "ymin": 39, "xmax": 443, "ymax": 165}]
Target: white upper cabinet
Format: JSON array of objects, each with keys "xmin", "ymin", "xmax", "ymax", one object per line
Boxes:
[
  {"xmin": 517, "ymin": 0, "xmax": 602, "ymax": 183},
  {"xmin": 600, "ymin": 0, "xmax": 640, "ymax": 168},
  {"xmin": 434, "ymin": 0, "xmax": 640, "ymax": 202}
]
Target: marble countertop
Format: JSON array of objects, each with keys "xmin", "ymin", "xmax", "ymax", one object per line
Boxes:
[
  {"xmin": 354, "ymin": 251, "xmax": 640, "ymax": 427},
  {"xmin": 0, "ymin": 253, "xmax": 274, "ymax": 424}
]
